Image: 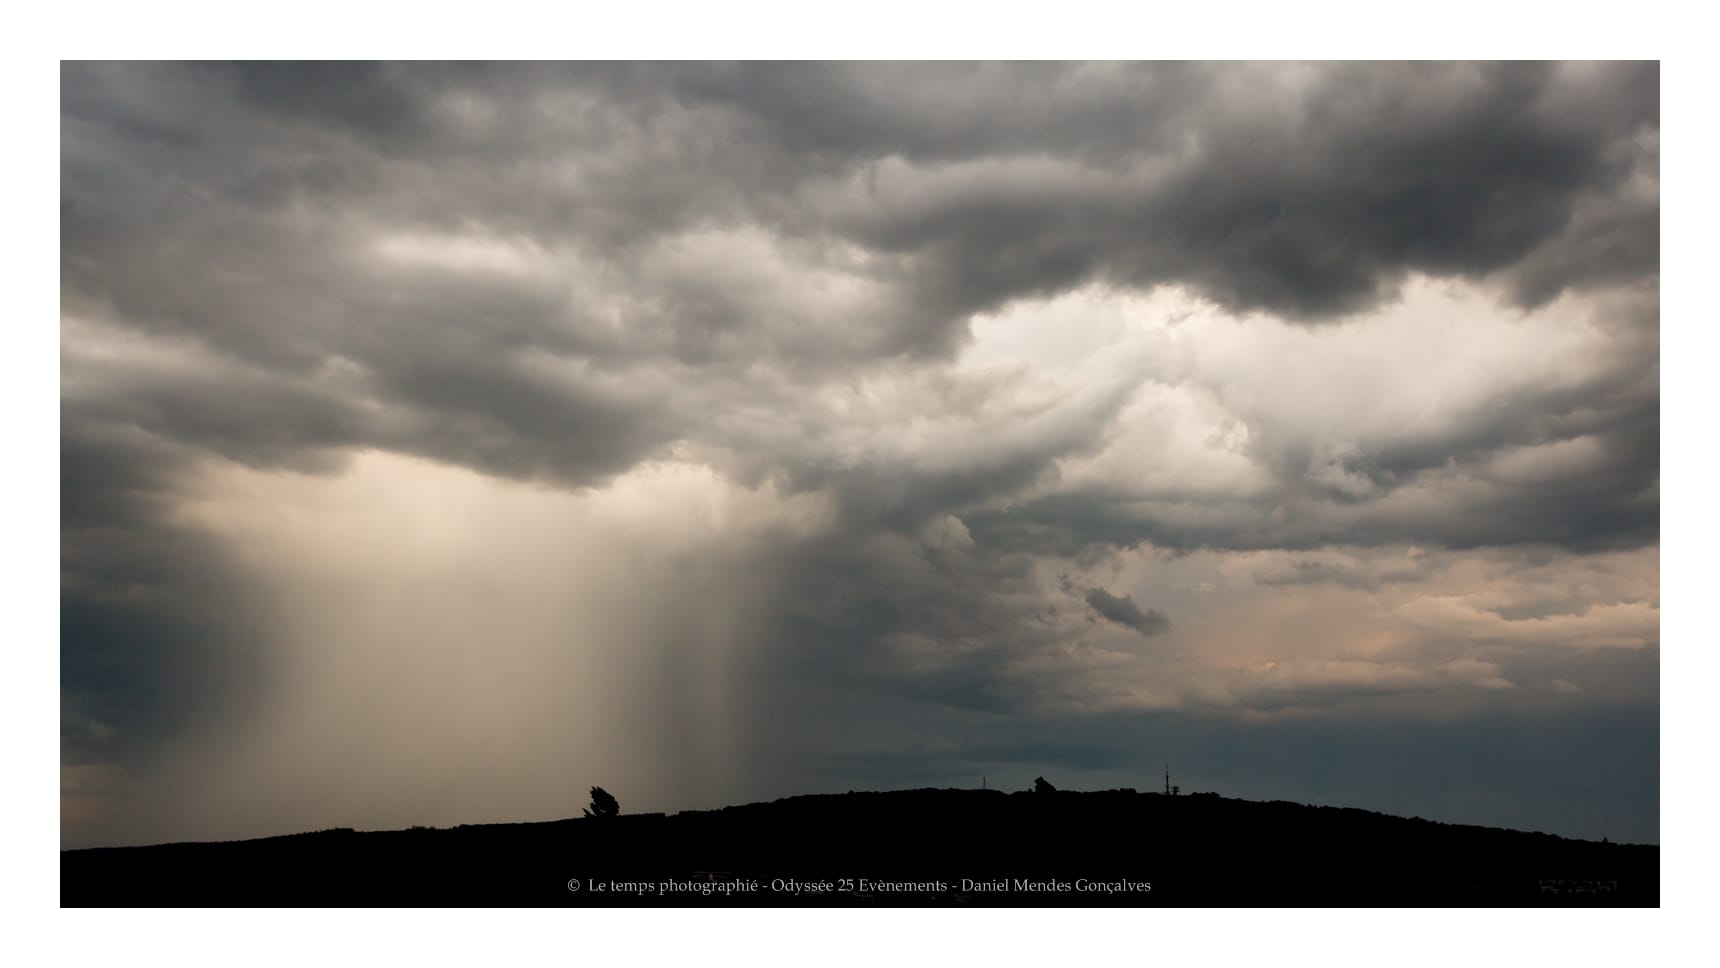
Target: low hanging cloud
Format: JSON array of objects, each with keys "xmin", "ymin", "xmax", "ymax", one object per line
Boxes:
[{"xmin": 1082, "ymin": 587, "xmax": 1171, "ymax": 638}]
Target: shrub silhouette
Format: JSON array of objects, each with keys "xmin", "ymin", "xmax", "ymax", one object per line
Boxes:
[
  {"xmin": 583, "ymin": 786, "xmax": 620, "ymax": 818},
  {"xmin": 1033, "ymin": 776, "xmax": 1057, "ymax": 794}
]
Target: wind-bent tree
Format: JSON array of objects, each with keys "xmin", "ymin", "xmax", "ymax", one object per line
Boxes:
[{"xmin": 584, "ymin": 786, "xmax": 620, "ymax": 818}]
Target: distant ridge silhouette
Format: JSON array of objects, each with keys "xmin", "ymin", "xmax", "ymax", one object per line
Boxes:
[{"xmin": 61, "ymin": 787, "xmax": 1657, "ymax": 907}]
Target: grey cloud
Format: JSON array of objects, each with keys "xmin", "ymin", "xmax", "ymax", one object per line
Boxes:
[
  {"xmin": 60, "ymin": 61, "xmax": 1658, "ymax": 533},
  {"xmin": 964, "ymin": 364, "xmax": 1659, "ymax": 557},
  {"xmin": 787, "ymin": 62, "xmax": 1656, "ymax": 322},
  {"xmin": 60, "ymin": 420, "xmax": 273, "ymax": 818},
  {"xmin": 754, "ymin": 528, "xmax": 1073, "ymax": 716},
  {"xmin": 1082, "ymin": 587, "xmax": 1170, "ymax": 637},
  {"xmin": 60, "ymin": 62, "xmax": 1658, "ymax": 849},
  {"xmin": 1251, "ymin": 557, "xmax": 1423, "ymax": 591}
]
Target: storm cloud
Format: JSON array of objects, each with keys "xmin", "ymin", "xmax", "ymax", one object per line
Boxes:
[{"xmin": 61, "ymin": 62, "xmax": 1658, "ymax": 848}]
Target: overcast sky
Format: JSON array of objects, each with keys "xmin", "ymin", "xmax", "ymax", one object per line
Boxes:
[{"xmin": 60, "ymin": 62, "xmax": 1659, "ymax": 849}]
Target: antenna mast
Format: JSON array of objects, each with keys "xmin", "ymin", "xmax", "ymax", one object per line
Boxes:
[{"xmin": 1164, "ymin": 764, "xmax": 1171, "ymax": 796}]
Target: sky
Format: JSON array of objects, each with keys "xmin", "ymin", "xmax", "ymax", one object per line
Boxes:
[{"xmin": 59, "ymin": 62, "xmax": 1659, "ymax": 849}]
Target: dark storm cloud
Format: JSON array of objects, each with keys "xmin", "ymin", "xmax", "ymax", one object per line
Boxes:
[
  {"xmin": 60, "ymin": 416, "xmax": 271, "ymax": 797},
  {"xmin": 1082, "ymin": 587, "xmax": 1170, "ymax": 637},
  {"xmin": 60, "ymin": 60, "xmax": 1658, "ymax": 522},
  {"xmin": 712, "ymin": 61, "xmax": 1657, "ymax": 321},
  {"xmin": 749, "ymin": 526, "xmax": 1076, "ymax": 716},
  {"xmin": 61, "ymin": 62, "xmax": 1659, "ymax": 847}
]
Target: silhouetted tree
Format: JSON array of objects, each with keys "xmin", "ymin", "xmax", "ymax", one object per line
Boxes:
[
  {"xmin": 584, "ymin": 786, "xmax": 619, "ymax": 818},
  {"xmin": 1171, "ymin": 785, "xmax": 1180, "ymax": 796},
  {"xmin": 1034, "ymin": 776, "xmax": 1057, "ymax": 794}
]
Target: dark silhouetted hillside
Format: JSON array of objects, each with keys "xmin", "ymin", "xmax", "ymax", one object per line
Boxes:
[{"xmin": 60, "ymin": 788, "xmax": 1656, "ymax": 906}]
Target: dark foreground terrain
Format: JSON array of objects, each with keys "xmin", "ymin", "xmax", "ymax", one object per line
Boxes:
[{"xmin": 61, "ymin": 788, "xmax": 1657, "ymax": 906}]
